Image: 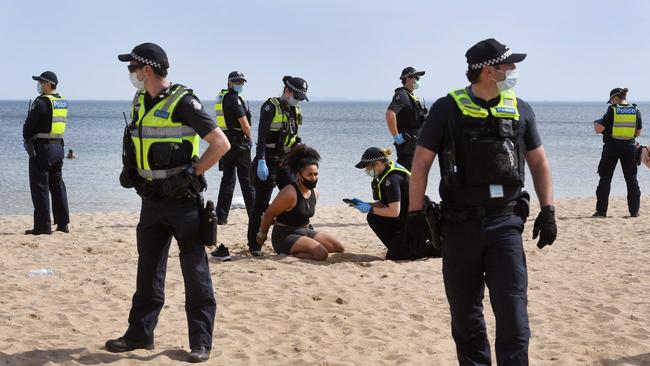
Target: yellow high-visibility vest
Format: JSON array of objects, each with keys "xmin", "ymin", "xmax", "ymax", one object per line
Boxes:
[
  {"xmin": 448, "ymin": 88, "xmax": 519, "ymax": 120},
  {"xmin": 32, "ymin": 94, "xmax": 67, "ymax": 139},
  {"xmin": 611, "ymin": 104, "xmax": 638, "ymax": 140}
]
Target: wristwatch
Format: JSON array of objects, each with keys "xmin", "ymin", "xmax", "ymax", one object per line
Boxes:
[
  {"xmin": 541, "ymin": 205, "xmax": 555, "ymax": 213},
  {"xmin": 185, "ymin": 165, "xmax": 197, "ymax": 177}
]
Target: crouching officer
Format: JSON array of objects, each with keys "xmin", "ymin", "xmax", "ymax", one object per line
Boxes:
[
  {"xmin": 408, "ymin": 39, "xmax": 556, "ymax": 365},
  {"xmin": 23, "ymin": 71, "xmax": 70, "ymax": 235},
  {"xmin": 385, "ymin": 66, "xmax": 427, "ymax": 170},
  {"xmin": 107, "ymin": 43, "xmax": 230, "ymax": 363},
  {"xmin": 214, "ymin": 71, "xmax": 255, "ymax": 224},
  {"xmin": 593, "ymin": 88, "xmax": 642, "ymax": 217},
  {"xmin": 246, "ymin": 75, "xmax": 308, "ymax": 256}
]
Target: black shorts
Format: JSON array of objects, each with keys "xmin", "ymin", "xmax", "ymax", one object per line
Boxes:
[{"xmin": 271, "ymin": 225, "xmax": 317, "ymax": 255}]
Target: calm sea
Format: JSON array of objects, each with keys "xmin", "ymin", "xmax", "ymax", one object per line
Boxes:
[{"xmin": 1, "ymin": 100, "xmax": 649, "ymax": 215}]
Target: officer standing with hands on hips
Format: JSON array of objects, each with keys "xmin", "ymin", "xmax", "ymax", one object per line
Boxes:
[
  {"xmin": 23, "ymin": 71, "xmax": 70, "ymax": 235},
  {"xmin": 592, "ymin": 87, "xmax": 642, "ymax": 217},
  {"xmin": 385, "ymin": 66, "xmax": 428, "ymax": 170},
  {"xmin": 408, "ymin": 38, "xmax": 556, "ymax": 365},
  {"xmin": 106, "ymin": 42, "xmax": 230, "ymax": 363},
  {"xmin": 247, "ymin": 76, "xmax": 308, "ymax": 256},
  {"xmin": 214, "ymin": 71, "xmax": 255, "ymax": 226}
]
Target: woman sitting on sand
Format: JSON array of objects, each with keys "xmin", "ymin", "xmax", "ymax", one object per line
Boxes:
[{"xmin": 256, "ymin": 145, "xmax": 344, "ymax": 260}]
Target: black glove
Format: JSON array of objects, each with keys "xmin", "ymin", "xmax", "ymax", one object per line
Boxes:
[
  {"xmin": 23, "ymin": 141, "xmax": 36, "ymax": 158},
  {"xmin": 532, "ymin": 205, "xmax": 557, "ymax": 249}
]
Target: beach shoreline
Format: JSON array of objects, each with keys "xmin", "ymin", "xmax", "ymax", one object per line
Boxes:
[{"xmin": 1, "ymin": 197, "xmax": 649, "ymax": 365}]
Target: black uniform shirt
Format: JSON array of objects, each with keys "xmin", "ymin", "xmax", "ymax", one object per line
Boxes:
[
  {"xmin": 142, "ymin": 85, "xmax": 216, "ymax": 139},
  {"xmin": 387, "ymin": 87, "xmax": 420, "ymax": 132},
  {"xmin": 255, "ymin": 99, "xmax": 298, "ymax": 159},
  {"xmin": 221, "ymin": 89, "xmax": 248, "ymax": 130},
  {"xmin": 418, "ymin": 90, "xmax": 542, "ymax": 207},
  {"xmin": 23, "ymin": 94, "xmax": 59, "ymax": 140},
  {"xmin": 597, "ymin": 104, "xmax": 643, "ymax": 144},
  {"xmin": 377, "ymin": 170, "xmax": 410, "ymax": 219}
]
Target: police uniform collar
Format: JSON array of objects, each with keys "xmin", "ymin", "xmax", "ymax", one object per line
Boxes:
[
  {"xmin": 467, "ymin": 86, "xmax": 501, "ymax": 108},
  {"xmin": 395, "ymin": 86, "xmax": 413, "ymax": 95}
]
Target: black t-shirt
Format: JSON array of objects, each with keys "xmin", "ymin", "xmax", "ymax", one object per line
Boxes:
[
  {"xmin": 23, "ymin": 94, "xmax": 58, "ymax": 140},
  {"xmin": 377, "ymin": 170, "xmax": 409, "ymax": 219},
  {"xmin": 417, "ymin": 90, "xmax": 542, "ymax": 207},
  {"xmin": 387, "ymin": 87, "xmax": 422, "ymax": 132},
  {"xmin": 255, "ymin": 99, "xmax": 299, "ymax": 159},
  {"xmin": 597, "ymin": 104, "xmax": 643, "ymax": 144},
  {"xmin": 142, "ymin": 85, "xmax": 216, "ymax": 139},
  {"xmin": 221, "ymin": 89, "xmax": 248, "ymax": 130}
]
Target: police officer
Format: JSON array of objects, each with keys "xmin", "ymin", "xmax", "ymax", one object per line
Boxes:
[
  {"xmin": 386, "ymin": 66, "xmax": 427, "ymax": 170},
  {"xmin": 23, "ymin": 71, "xmax": 70, "ymax": 235},
  {"xmin": 214, "ymin": 71, "xmax": 255, "ymax": 225},
  {"xmin": 246, "ymin": 75, "xmax": 308, "ymax": 256},
  {"xmin": 408, "ymin": 39, "xmax": 556, "ymax": 365},
  {"xmin": 593, "ymin": 88, "xmax": 642, "ymax": 217},
  {"xmin": 106, "ymin": 43, "xmax": 230, "ymax": 363}
]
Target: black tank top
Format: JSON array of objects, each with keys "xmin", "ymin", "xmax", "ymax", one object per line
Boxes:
[{"xmin": 277, "ymin": 183, "xmax": 316, "ymax": 227}]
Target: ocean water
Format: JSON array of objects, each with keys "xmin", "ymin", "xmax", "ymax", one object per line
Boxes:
[{"xmin": 1, "ymin": 100, "xmax": 649, "ymax": 215}]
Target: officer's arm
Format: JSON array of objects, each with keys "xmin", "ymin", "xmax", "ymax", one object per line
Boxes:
[
  {"xmin": 636, "ymin": 129, "xmax": 642, "ymax": 137},
  {"xmin": 593, "ymin": 121, "xmax": 605, "ymax": 134},
  {"xmin": 23, "ymin": 99, "xmax": 45, "ymax": 140},
  {"xmin": 526, "ymin": 146, "xmax": 554, "ymax": 207},
  {"xmin": 259, "ymin": 186, "xmax": 296, "ymax": 235},
  {"xmin": 371, "ymin": 201, "xmax": 400, "ymax": 218},
  {"xmin": 195, "ymin": 128, "xmax": 230, "ymax": 175},
  {"xmin": 255, "ymin": 103, "xmax": 275, "ymax": 159},
  {"xmin": 386, "ymin": 110, "xmax": 398, "ymax": 136},
  {"xmin": 238, "ymin": 116, "xmax": 253, "ymax": 140},
  {"xmin": 386, "ymin": 92, "xmax": 406, "ymax": 137},
  {"xmin": 636, "ymin": 109, "xmax": 643, "ymax": 137},
  {"xmin": 408, "ymin": 146, "xmax": 436, "ymax": 211}
]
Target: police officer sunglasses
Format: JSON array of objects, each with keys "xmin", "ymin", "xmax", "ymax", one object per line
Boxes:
[{"xmin": 127, "ymin": 64, "xmax": 145, "ymax": 73}]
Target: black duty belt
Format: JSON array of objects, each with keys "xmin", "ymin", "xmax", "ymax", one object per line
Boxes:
[
  {"xmin": 33, "ymin": 138, "xmax": 63, "ymax": 144},
  {"xmin": 441, "ymin": 201, "xmax": 517, "ymax": 221}
]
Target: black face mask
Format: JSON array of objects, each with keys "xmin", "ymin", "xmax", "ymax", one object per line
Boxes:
[{"xmin": 300, "ymin": 175, "xmax": 318, "ymax": 190}]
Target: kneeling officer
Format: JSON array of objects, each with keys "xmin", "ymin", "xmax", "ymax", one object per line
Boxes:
[{"xmin": 107, "ymin": 42, "xmax": 230, "ymax": 363}]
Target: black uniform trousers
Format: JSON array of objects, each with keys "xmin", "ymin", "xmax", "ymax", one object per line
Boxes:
[
  {"xmin": 395, "ymin": 129, "xmax": 419, "ymax": 171},
  {"xmin": 216, "ymin": 141, "xmax": 255, "ymax": 221},
  {"xmin": 125, "ymin": 196, "xmax": 216, "ymax": 349},
  {"xmin": 28, "ymin": 141, "xmax": 69, "ymax": 230},
  {"xmin": 441, "ymin": 214, "xmax": 529, "ymax": 366},
  {"xmin": 595, "ymin": 141, "xmax": 640, "ymax": 215},
  {"xmin": 246, "ymin": 157, "xmax": 294, "ymax": 248},
  {"xmin": 366, "ymin": 213, "xmax": 403, "ymax": 249}
]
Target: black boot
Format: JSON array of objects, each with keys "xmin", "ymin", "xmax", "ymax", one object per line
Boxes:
[
  {"xmin": 188, "ymin": 346, "xmax": 210, "ymax": 363},
  {"xmin": 105, "ymin": 337, "xmax": 154, "ymax": 353}
]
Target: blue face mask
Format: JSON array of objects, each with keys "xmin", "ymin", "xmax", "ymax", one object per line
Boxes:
[
  {"xmin": 36, "ymin": 83, "xmax": 43, "ymax": 95},
  {"xmin": 288, "ymin": 96, "xmax": 300, "ymax": 107},
  {"xmin": 233, "ymin": 84, "xmax": 243, "ymax": 94},
  {"xmin": 494, "ymin": 69, "xmax": 518, "ymax": 92}
]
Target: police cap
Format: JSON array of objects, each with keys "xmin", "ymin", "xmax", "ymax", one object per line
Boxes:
[
  {"xmin": 283, "ymin": 76, "xmax": 309, "ymax": 101},
  {"xmin": 466, "ymin": 38, "xmax": 526, "ymax": 70},
  {"xmin": 32, "ymin": 71, "xmax": 58, "ymax": 86},
  {"xmin": 118, "ymin": 42, "xmax": 170, "ymax": 70}
]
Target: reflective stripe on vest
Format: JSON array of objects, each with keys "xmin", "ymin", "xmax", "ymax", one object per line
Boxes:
[
  {"xmin": 611, "ymin": 104, "xmax": 637, "ymax": 140},
  {"xmin": 33, "ymin": 94, "xmax": 67, "ymax": 139},
  {"xmin": 130, "ymin": 85, "xmax": 200, "ymax": 179},
  {"xmin": 375, "ymin": 161, "xmax": 411, "ymax": 201},
  {"xmin": 214, "ymin": 89, "xmax": 245, "ymax": 131},
  {"xmin": 448, "ymin": 88, "xmax": 519, "ymax": 121},
  {"xmin": 268, "ymin": 97, "xmax": 302, "ymax": 149}
]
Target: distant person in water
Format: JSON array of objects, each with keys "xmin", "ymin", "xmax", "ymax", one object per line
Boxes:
[
  {"xmin": 66, "ymin": 149, "xmax": 77, "ymax": 159},
  {"xmin": 256, "ymin": 144, "xmax": 344, "ymax": 261}
]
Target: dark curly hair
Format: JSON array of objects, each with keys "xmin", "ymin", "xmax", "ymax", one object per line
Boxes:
[{"xmin": 287, "ymin": 144, "xmax": 321, "ymax": 173}]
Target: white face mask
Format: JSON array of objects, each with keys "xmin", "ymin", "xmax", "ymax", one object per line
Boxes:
[
  {"xmin": 413, "ymin": 79, "xmax": 421, "ymax": 90},
  {"xmin": 129, "ymin": 72, "xmax": 145, "ymax": 90},
  {"xmin": 36, "ymin": 83, "xmax": 43, "ymax": 94},
  {"xmin": 494, "ymin": 69, "xmax": 518, "ymax": 92}
]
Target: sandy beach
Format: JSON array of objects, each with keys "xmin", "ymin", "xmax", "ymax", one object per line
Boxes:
[{"xmin": 1, "ymin": 196, "xmax": 649, "ymax": 365}]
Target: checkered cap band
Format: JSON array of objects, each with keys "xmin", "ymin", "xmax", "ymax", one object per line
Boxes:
[
  {"xmin": 469, "ymin": 49, "xmax": 512, "ymax": 70},
  {"xmin": 131, "ymin": 52, "xmax": 163, "ymax": 69}
]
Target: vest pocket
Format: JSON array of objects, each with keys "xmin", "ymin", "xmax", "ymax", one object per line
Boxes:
[{"xmin": 148, "ymin": 141, "xmax": 193, "ymax": 169}]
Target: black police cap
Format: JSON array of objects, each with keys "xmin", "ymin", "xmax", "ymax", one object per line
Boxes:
[
  {"xmin": 283, "ymin": 76, "xmax": 309, "ymax": 101},
  {"xmin": 228, "ymin": 71, "xmax": 247, "ymax": 83},
  {"xmin": 355, "ymin": 147, "xmax": 386, "ymax": 169},
  {"xmin": 118, "ymin": 42, "xmax": 170, "ymax": 70},
  {"xmin": 32, "ymin": 71, "xmax": 58, "ymax": 86},
  {"xmin": 607, "ymin": 88, "xmax": 628, "ymax": 103},
  {"xmin": 466, "ymin": 38, "xmax": 526, "ymax": 70},
  {"xmin": 400, "ymin": 66, "xmax": 425, "ymax": 80}
]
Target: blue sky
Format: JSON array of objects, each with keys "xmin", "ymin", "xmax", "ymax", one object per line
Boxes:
[{"xmin": 2, "ymin": 0, "xmax": 650, "ymax": 102}]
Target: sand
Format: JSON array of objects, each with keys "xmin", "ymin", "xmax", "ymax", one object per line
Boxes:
[{"xmin": 1, "ymin": 197, "xmax": 649, "ymax": 365}]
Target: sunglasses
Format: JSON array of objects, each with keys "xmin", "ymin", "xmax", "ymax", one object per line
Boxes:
[{"xmin": 127, "ymin": 64, "xmax": 144, "ymax": 73}]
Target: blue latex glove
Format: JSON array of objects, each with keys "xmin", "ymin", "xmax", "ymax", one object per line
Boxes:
[
  {"xmin": 393, "ymin": 133, "xmax": 405, "ymax": 145},
  {"xmin": 350, "ymin": 198, "xmax": 365, "ymax": 206},
  {"xmin": 257, "ymin": 159, "xmax": 269, "ymax": 181},
  {"xmin": 354, "ymin": 202, "xmax": 372, "ymax": 213}
]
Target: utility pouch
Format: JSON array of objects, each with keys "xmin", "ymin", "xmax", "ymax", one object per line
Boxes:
[
  {"xmin": 424, "ymin": 196, "xmax": 443, "ymax": 257},
  {"xmin": 200, "ymin": 199, "xmax": 218, "ymax": 246},
  {"xmin": 122, "ymin": 127, "xmax": 137, "ymax": 167},
  {"xmin": 516, "ymin": 190, "xmax": 531, "ymax": 223}
]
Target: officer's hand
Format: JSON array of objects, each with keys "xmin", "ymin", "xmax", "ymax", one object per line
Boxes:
[
  {"xmin": 257, "ymin": 159, "xmax": 269, "ymax": 181},
  {"xmin": 350, "ymin": 198, "xmax": 365, "ymax": 206},
  {"xmin": 23, "ymin": 142, "xmax": 35, "ymax": 158},
  {"xmin": 532, "ymin": 206, "xmax": 557, "ymax": 249},
  {"xmin": 353, "ymin": 202, "xmax": 372, "ymax": 213},
  {"xmin": 119, "ymin": 167, "xmax": 136, "ymax": 188},
  {"xmin": 256, "ymin": 231, "xmax": 268, "ymax": 245},
  {"xmin": 393, "ymin": 133, "xmax": 406, "ymax": 145}
]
